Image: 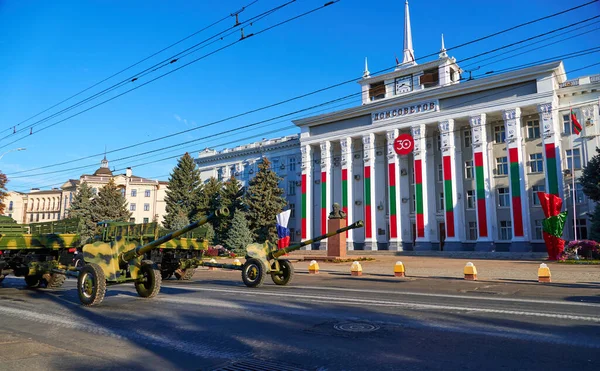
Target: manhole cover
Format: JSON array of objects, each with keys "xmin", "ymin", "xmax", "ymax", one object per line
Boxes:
[{"xmin": 334, "ymin": 322, "xmax": 380, "ymax": 333}]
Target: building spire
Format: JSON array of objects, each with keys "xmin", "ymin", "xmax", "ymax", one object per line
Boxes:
[
  {"xmin": 363, "ymin": 57, "xmax": 370, "ymax": 78},
  {"xmin": 439, "ymin": 33, "xmax": 447, "ymax": 58},
  {"xmin": 401, "ymin": 0, "xmax": 416, "ymax": 67}
]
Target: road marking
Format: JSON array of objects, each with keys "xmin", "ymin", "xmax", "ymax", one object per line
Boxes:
[{"xmin": 163, "ymin": 285, "xmax": 600, "ymax": 323}]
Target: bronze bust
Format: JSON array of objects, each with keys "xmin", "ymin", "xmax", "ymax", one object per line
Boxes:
[{"xmin": 328, "ymin": 203, "xmax": 347, "ymax": 219}]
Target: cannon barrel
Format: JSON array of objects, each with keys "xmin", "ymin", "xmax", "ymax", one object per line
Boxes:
[
  {"xmin": 120, "ymin": 207, "xmax": 229, "ymax": 263},
  {"xmin": 271, "ymin": 220, "xmax": 364, "ymax": 259}
]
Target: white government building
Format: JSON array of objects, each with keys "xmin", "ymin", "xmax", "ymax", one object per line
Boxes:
[{"xmin": 196, "ymin": 1, "xmax": 600, "ymax": 252}]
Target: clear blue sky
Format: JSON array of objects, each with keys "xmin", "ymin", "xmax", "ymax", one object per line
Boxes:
[{"xmin": 0, "ymin": 0, "xmax": 598, "ymax": 192}]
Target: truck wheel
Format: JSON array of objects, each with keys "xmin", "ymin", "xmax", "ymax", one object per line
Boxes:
[
  {"xmin": 25, "ymin": 275, "xmax": 42, "ymax": 288},
  {"xmin": 242, "ymin": 258, "xmax": 266, "ymax": 288},
  {"xmin": 174, "ymin": 268, "xmax": 194, "ymax": 280},
  {"xmin": 77, "ymin": 264, "xmax": 106, "ymax": 306},
  {"xmin": 45, "ymin": 273, "xmax": 67, "ymax": 289},
  {"xmin": 135, "ymin": 260, "xmax": 161, "ymax": 298},
  {"xmin": 271, "ymin": 259, "xmax": 294, "ymax": 286}
]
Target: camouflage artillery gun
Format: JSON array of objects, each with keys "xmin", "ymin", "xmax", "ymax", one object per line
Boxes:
[
  {"xmin": 199, "ymin": 220, "xmax": 364, "ymax": 287},
  {"xmin": 0, "ymin": 216, "xmax": 80, "ymax": 288},
  {"xmin": 70, "ymin": 207, "xmax": 228, "ymax": 306}
]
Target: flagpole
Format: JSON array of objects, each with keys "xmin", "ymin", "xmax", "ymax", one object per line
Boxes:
[{"xmin": 571, "ymin": 116, "xmax": 577, "ymax": 242}]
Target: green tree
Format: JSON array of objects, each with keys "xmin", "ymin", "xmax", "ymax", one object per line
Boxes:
[
  {"xmin": 205, "ymin": 223, "xmax": 216, "ymax": 246},
  {"xmin": 170, "ymin": 207, "xmax": 190, "ymax": 230},
  {"xmin": 196, "ymin": 177, "xmax": 222, "ymax": 219},
  {"xmin": 223, "ymin": 210, "xmax": 253, "ymax": 254},
  {"xmin": 0, "ymin": 171, "xmax": 7, "ymax": 214},
  {"xmin": 243, "ymin": 157, "xmax": 287, "ymax": 243},
  {"xmin": 580, "ymin": 147, "xmax": 600, "ymax": 202},
  {"xmin": 589, "ymin": 203, "xmax": 600, "ymax": 242},
  {"xmin": 163, "ymin": 153, "xmax": 202, "ymax": 229},
  {"xmin": 91, "ymin": 178, "xmax": 131, "ymax": 224},
  {"xmin": 69, "ymin": 182, "xmax": 96, "ymax": 243},
  {"xmin": 216, "ymin": 176, "xmax": 244, "ymax": 240}
]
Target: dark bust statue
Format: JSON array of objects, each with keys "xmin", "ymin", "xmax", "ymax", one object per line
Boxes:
[{"xmin": 328, "ymin": 203, "xmax": 347, "ymax": 219}]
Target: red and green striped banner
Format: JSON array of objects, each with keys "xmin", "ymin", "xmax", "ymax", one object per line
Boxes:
[
  {"xmin": 364, "ymin": 166, "xmax": 372, "ymax": 239},
  {"xmin": 321, "ymin": 171, "xmax": 327, "ymax": 235},
  {"xmin": 301, "ymin": 174, "xmax": 307, "ymax": 239},
  {"xmin": 544, "ymin": 143, "xmax": 559, "ymax": 195},
  {"xmin": 508, "ymin": 148, "xmax": 524, "ymax": 237},
  {"xmin": 342, "ymin": 168, "xmax": 349, "ymax": 237},
  {"xmin": 388, "ymin": 163, "xmax": 397, "ymax": 239},
  {"xmin": 414, "ymin": 159, "xmax": 424, "ymax": 238},
  {"xmin": 474, "ymin": 152, "xmax": 488, "ymax": 238},
  {"xmin": 442, "ymin": 156, "xmax": 455, "ymax": 238}
]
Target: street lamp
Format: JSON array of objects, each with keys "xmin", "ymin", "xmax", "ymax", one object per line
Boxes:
[{"xmin": 0, "ymin": 147, "xmax": 26, "ymax": 161}]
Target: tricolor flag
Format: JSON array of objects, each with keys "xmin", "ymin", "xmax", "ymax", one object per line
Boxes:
[
  {"xmin": 395, "ymin": 55, "xmax": 399, "ymax": 65},
  {"xmin": 571, "ymin": 109, "xmax": 583, "ymax": 135},
  {"xmin": 276, "ymin": 209, "xmax": 292, "ymax": 249}
]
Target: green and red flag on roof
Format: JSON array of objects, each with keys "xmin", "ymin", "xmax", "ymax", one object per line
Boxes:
[{"xmin": 537, "ymin": 192, "xmax": 567, "ymax": 260}]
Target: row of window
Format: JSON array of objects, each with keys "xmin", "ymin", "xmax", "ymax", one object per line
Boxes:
[
  {"xmin": 130, "ymin": 203, "xmax": 152, "ymax": 212},
  {"xmin": 121, "ymin": 189, "xmax": 152, "ymax": 198},
  {"xmin": 218, "ymin": 158, "xmax": 298, "ymax": 181},
  {"xmin": 29, "ymin": 212, "xmax": 60, "ymax": 222},
  {"xmin": 461, "ymin": 219, "xmax": 588, "ymax": 241}
]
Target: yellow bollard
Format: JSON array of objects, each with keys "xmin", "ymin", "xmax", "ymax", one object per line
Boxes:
[
  {"xmin": 232, "ymin": 259, "xmax": 242, "ymax": 266},
  {"xmin": 464, "ymin": 262, "xmax": 477, "ymax": 280},
  {"xmin": 538, "ymin": 263, "xmax": 551, "ymax": 283},
  {"xmin": 208, "ymin": 258, "xmax": 218, "ymax": 271},
  {"xmin": 308, "ymin": 260, "xmax": 320, "ymax": 274},
  {"xmin": 394, "ymin": 261, "xmax": 406, "ymax": 277},
  {"xmin": 351, "ymin": 261, "xmax": 363, "ymax": 276}
]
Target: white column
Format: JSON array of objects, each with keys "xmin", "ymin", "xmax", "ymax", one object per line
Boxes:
[
  {"xmin": 340, "ymin": 137, "xmax": 354, "ymax": 250},
  {"xmin": 300, "ymin": 145, "xmax": 313, "ymax": 248},
  {"xmin": 362, "ymin": 133, "xmax": 377, "ymax": 250},
  {"xmin": 469, "ymin": 114, "xmax": 494, "ymax": 250},
  {"xmin": 503, "ymin": 108, "xmax": 531, "ymax": 250},
  {"xmin": 319, "ymin": 141, "xmax": 332, "ymax": 249},
  {"xmin": 411, "ymin": 124, "xmax": 431, "ymax": 249},
  {"xmin": 386, "ymin": 129, "xmax": 403, "ymax": 250},
  {"xmin": 438, "ymin": 119, "xmax": 463, "ymax": 250}
]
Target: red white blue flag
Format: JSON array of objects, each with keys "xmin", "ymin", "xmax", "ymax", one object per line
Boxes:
[{"xmin": 276, "ymin": 210, "xmax": 291, "ymax": 249}]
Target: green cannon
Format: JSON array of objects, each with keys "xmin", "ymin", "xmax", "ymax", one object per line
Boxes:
[
  {"xmin": 199, "ymin": 220, "xmax": 364, "ymax": 287},
  {"xmin": 74, "ymin": 208, "xmax": 228, "ymax": 306}
]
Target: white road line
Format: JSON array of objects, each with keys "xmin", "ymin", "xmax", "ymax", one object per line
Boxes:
[{"xmin": 163, "ymin": 285, "xmax": 600, "ymax": 323}]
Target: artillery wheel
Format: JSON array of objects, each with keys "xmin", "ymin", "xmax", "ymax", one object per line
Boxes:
[
  {"xmin": 77, "ymin": 263, "xmax": 106, "ymax": 306},
  {"xmin": 45, "ymin": 273, "xmax": 67, "ymax": 289},
  {"xmin": 135, "ymin": 260, "xmax": 162, "ymax": 299},
  {"xmin": 174, "ymin": 268, "xmax": 195, "ymax": 281},
  {"xmin": 241, "ymin": 258, "xmax": 266, "ymax": 288},
  {"xmin": 270, "ymin": 259, "xmax": 294, "ymax": 286},
  {"xmin": 24, "ymin": 275, "xmax": 42, "ymax": 288}
]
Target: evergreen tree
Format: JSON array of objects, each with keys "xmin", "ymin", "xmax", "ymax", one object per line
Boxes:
[
  {"xmin": 196, "ymin": 177, "xmax": 222, "ymax": 219},
  {"xmin": 580, "ymin": 147, "xmax": 600, "ymax": 202},
  {"xmin": 69, "ymin": 182, "xmax": 96, "ymax": 243},
  {"xmin": 205, "ymin": 223, "xmax": 216, "ymax": 246},
  {"xmin": 216, "ymin": 176, "xmax": 244, "ymax": 240},
  {"xmin": 243, "ymin": 157, "xmax": 287, "ymax": 243},
  {"xmin": 163, "ymin": 153, "xmax": 202, "ymax": 229},
  {"xmin": 223, "ymin": 210, "xmax": 253, "ymax": 254},
  {"xmin": 0, "ymin": 171, "xmax": 7, "ymax": 215},
  {"xmin": 170, "ymin": 207, "xmax": 190, "ymax": 230},
  {"xmin": 589, "ymin": 203, "xmax": 600, "ymax": 242},
  {"xmin": 91, "ymin": 178, "xmax": 131, "ymax": 224}
]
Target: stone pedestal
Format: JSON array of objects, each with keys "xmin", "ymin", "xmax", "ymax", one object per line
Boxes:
[{"xmin": 327, "ymin": 218, "xmax": 347, "ymax": 258}]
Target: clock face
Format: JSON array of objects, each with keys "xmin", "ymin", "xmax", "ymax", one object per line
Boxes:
[{"xmin": 395, "ymin": 75, "xmax": 412, "ymax": 95}]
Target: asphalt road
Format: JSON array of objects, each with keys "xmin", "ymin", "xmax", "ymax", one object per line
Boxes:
[{"xmin": 0, "ymin": 268, "xmax": 599, "ymax": 371}]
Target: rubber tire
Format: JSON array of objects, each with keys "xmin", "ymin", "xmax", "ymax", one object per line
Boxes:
[
  {"xmin": 46, "ymin": 273, "xmax": 67, "ymax": 289},
  {"xmin": 77, "ymin": 263, "xmax": 106, "ymax": 307},
  {"xmin": 134, "ymin": 260, "xmax": 162, "ymax": 299},
  {"xmin": 25, "ymin": 275, "xmax": 41, "ymax": 288},
  {"xmin": 241, "ymin": 258, "xmax": 266, "ymax": 288},
  {"xmin": 271, "ymin": 259, "xmax": 294, "ymax": 286},
  {"xmin": 174, "ymin": 268, "xmax": 195, "ymax": 281}
]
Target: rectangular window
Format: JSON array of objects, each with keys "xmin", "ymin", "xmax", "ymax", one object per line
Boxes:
[
  {"xmin": 465, "ymin": 160, "xmax": 474, "ymax": 179},
  {"xmin": 563, "ymin": 113, "xmax": 577, "ymax": 135},
  {"xmin": 439, "ymin": 192, "xmax": 444, "ymax": 211},
  {"xmin": 468, "ymin": 221, "xmax": 477, "ymax": 240},
  {"xmin": 500, "ymin": 220, "xmax": 512, "ymax": 240},
  {"xmin": 42, "ymin": 213, "xmax": 45, "ymax": 220},
  {"xmin": 566, "ymin": 149, "xmax": 582, "ymax": 170},
  {"xmin": 289, "ymin": 157, "xmax": 296, "ymax": 171},
  {"xmin": 534, "ymin": 220, "xmax": 543, "ymax": 240},
  {"xmin": 145, "ymin": 190, "xmax": 151, "ymax": 197},
  {"xmin": 464, "ymin": 129, "xmax": 472, "ymax": 147},
  {"xmin": 369, "ymin": 81, "xmax": 385, "ymax": 101},
  {"xmin": 144, "ymin": 203, "xmax": 150, "ymax": 211},
  {"xmin": 531, "ymin": 185, "xmax": 545, "ymax": 206},
  {"xmin": 288, "ymin": 181, "xmax": 296, "ymax": 196},
  {"xmin": 576, "ymin": 218, "xmax": 588, "ymax": 240},
  {"xmin": 498, "ymin": 187, "xmax": 510, "ymax": 207},
  {"xmin": 527, "ymin": 120, "xmax": 540, "ymax": 139},
  {"xmin": 290, "ymin": 203, "xmax": 296, "ymax": 218},
  {"xmin": 131, "ymin": 189, "xmax": 137, "ymax": 197},
  {"xmin": 411, "ymin": 194, "xmax": 416, "ymax": 213},
  {"xmin": 130, "ymin": 203, "xmax": 136, "ymax": 211},
  {"xmin": 30, "ymin": 214, "xmax": 33, "ymax": 222},
  {"xmin": 437, "ymin": 135, "xmax": 441, "ymax": 151},
  {"xmin": 494, "ymin": 125, "xmax": 506, "ymax": 143},
  {"xmin": 420, "ymin": 68, "xmax": 439, "ymax": 87},
  {"xmin": 143, "ymin": 217, "xmax": 149, "ymax": 224},
  {"xmin": 437, "ymin": 164, "xmax": 443, "ymax": 182},
  {"xmin": 466, "ymin": 190, "xmax": 475, "ymax": 209},
  {"xmin": 529, "ymin": 153, "xmax": 543, "ymax": 173},
  {"xmin": 496, "ymin": 157, "xmax": 508, "ymax": 175},
  {"xmin": 36, "ymin": 214, "xmax": 39, "ymax": 222},
  {"xmin": 121, "ymin": 188, "xmax": 126, "ymax": 197},
  {"xmin": 574, "ymin": 183, "xmax": 585, "ymax": 204}
]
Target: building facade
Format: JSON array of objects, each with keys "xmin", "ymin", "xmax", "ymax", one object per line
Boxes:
[
  {"xmin": 294, "ymin": 3, "xmax": 600, "ymax": 251},
  {"xmin": 195, "ymin": 135, "xmax": 301, "ymax": 242}
]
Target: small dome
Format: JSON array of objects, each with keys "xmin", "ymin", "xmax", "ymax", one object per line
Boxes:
[{"xmin": 94, "ymin": 167, "xmax": 113, "ymax": 176}]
